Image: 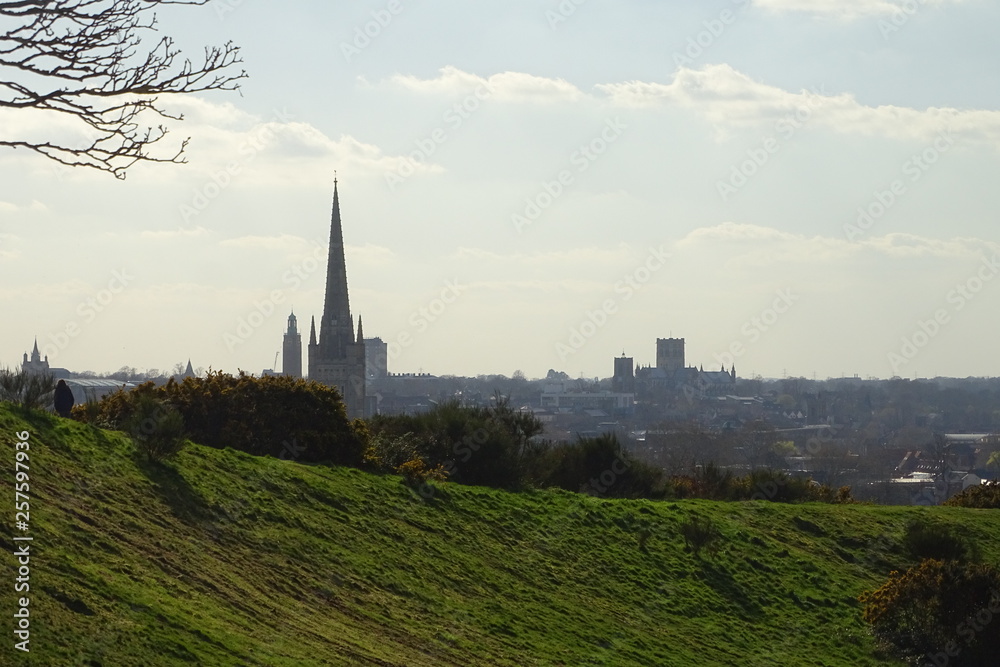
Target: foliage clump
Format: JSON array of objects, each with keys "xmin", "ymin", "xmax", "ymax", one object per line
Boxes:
[
  {"xmin": 945, "ymin": 481, "xmax": 1000, "ymax": 509},
  {"xmin": 124, "ymin": 394, "xmax": 186, "ymax": 463},
  {"xmin": 903, "ymin": 518, "xmax": 977, "ymax": 563},
  {"xmin": 0, "ymin": 367, "xmax": 55, "ymax": 411},
  {"xmin": 369, "ymin": 401, "xmax": 663, "ymax": 497},
  {"xmin": 367, "ymin": 397, "xmax": 548, "ymax": 490},
  {"xmin": 662, "ymin": 464, "xmax": 853, "ymax": 504},
  {"xmin": 859, "ymin": 559, "xmax": 1000, "ymax": 666},
  {"xmin": 538, "ymin": 433, "xmax": 665, "ymax": 498},
  {"xmin": 679, "ymin": 515, "xmax": 722, "ymax": 558},
  {"xmin": 72, "ymin": 371, "xmax": 364, "ymax": 465}
]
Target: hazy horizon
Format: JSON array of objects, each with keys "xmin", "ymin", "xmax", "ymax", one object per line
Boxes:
[{"xmin": 2, "ymin": 0, "xmax": 999, "ymax": 381}]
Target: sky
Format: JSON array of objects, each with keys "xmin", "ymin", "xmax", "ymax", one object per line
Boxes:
[{"xmin": 1, "ymin": 0, "xmax": 999, "ymax": 381}]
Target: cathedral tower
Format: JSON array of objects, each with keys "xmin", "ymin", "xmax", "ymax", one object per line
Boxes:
[{"xmin": 307, "ymin": 179, "xmax": 366, "ymax": 418}]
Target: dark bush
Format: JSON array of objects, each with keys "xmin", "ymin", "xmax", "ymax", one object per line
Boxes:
[
  {"xmin": 73, "ymin": 371, "xmax": 365, "ymax": 466},
  {"xmin": 903, "ymin": 519, "xmax": 976, "ymax": 563},
  {"xmin": 124, "ymin": 394, "xmax": 186, "ymax": 463},
  {"xmin": 540, "ymin": 433, "xmax": 664, "ymax": 499},
  {"xmin": 659, "ymin": 465, "xmax": 848, "ymax": 503},
  {"xmin": 945, "ymin": 481, "xmax": 1000, "ymax": 509},
  {"xmin": 679, "ymin": 515, "xmax": 721, "ymax": 558},
  {"xmin": 859, "ymin": 559, "xmax": 1000, "ymax": 666},
  {"xmin": 0, "ymin": 367, "xmax": 55, "ymax": 411},
  {"xmin": 367, "ymin": 397, "xmax": 548, "ymax": 489}
]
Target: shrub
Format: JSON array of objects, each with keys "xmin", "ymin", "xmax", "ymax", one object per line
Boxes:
[
  {"xmin": 679, "ymin": 515, "xmax": 721, "ymax": 558},
  {"xmin": 396, "ymin": 458, "xmax": 449, "ymax": 486},
  {"xmin": 859, "ymin": 559, "xmax": 1000, "ymax": 666},
  {"xmin": 124, "ymin": 395, "xmax": 186, "ymax": 463},
  {"xmin": 0, "ymin": 367, "xmax": 55, "ymax": 411},
  {"xmin": 945, "ymin": 481, "xmax": 1000, "ymax": 509},
  {"xmin": 74, "ymin": 372, "xmax": 365, "ymax": 466},
  {"xmin": 903, "ymin": 519, "xmax": 975, "ymax": 563},
  {"xmin": 540, "ymin": 433, "xmax": 664, "ymax": 499},
  {"xmin": 660, "ymin": 466, "xmax": 846, "ymax": 503},
  {"xmin": 367, "ymin": 397, "xmax": 548, "ymax": 490}
]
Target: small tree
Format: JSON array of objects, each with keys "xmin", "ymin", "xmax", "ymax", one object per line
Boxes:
[
  {"xmin": 124, "ymin": 394, "xmax": 185, "ymax": 463},
  {"xmin": 903, "ymin": 519, "xmax": 975, "ymax": 562},
  {"xmin": 679, "ymin": 515, "xmax": 721, "ymax": 558},
  {"xmin": 945, "ymin": 481, "xmax": 1000, "ymax": 509},
  {"xmin": 859, "ymin": 559, "xmax": 1000, "ymax": 666},
  {"xmin": 0, "ymin": 367, "xmax": 55, "ymax": 410}
]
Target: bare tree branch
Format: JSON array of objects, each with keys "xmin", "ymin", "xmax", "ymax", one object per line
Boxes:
[{"xmin": 0, "ymin": 0, "xmax": 246, "ymax": 178}]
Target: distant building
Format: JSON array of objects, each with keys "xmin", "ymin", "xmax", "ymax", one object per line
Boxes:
[
  {"xmin": 365, "ymin": 337, "xmax": 388, "ymax": 380},
  {"xmin": 63, "ymin": 378, "xmax": 137, "ymax": 405},
  {"xmin": 656, "ymin": 337, "xmax": 685, "ymax": 372},
  {"xmin": 540, "ymin": 380, "xmax": 634, "ymax": 416},
  {"xmin": 172, "ymin": 360, "xmax": 197, "ymax": 382},
  {"xmin": 21, "ymin": 338, "xmax": 49, "ymax": 374},
  {"xmin": 307, "ymin": 179, "xmax": 366, "ymax": 419},
  {"xmin": 21, "ymin": 338, "xmax": 69, "ymax": 378},
  {"xmin": 613, "ymin": 353, "xmax": 634, "ymax": 393},
  {"xmin": 282, "ymin": 311, "xmax": 302, "ymax": 378}
]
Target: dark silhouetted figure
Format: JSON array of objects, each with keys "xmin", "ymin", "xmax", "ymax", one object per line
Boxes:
[{"xmin": 54, "ymin": 380, "xmax": 74, "ymax": 418}]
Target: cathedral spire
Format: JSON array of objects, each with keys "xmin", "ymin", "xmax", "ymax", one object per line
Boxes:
[
  {"xmin": 309, "ymin": 315, "xmax": 317, "ymax": 346},
  {"xmin": 322, "ymin": 179, "xmax": 351, "ymax": 322},
  {"xmin": 357, "ymin": 315, "xmax": 364, "ymax": 343}
]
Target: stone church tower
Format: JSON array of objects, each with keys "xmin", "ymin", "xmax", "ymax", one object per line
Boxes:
[
  {"xmin": 308, "ymin": 179, "xmax": 366, "ymax": 419},
  {"xmin": 282, "ymin": 310, "xmax": 302, "ymax": 378},
  {"xmin": 21, "ymin": 338, "xmax": 50, "ymax": 374}
]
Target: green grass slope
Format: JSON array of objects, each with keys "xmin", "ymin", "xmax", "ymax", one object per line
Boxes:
[{"xmin": 3, "ymin": 406, "xmax": 1000, "ymax": 666}]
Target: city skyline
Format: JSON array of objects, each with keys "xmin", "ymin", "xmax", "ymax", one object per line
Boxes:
[{"xmin": 2, "ymin": 1, "xmax": 999, "ymax": 381}]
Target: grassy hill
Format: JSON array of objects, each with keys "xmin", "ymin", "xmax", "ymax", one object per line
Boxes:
[{"xmin": 3, "ymin": 406, "xmax": 1000, "ymax": 666}]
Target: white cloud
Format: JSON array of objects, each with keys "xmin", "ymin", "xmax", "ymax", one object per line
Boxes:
[
  {"xmin": 140, "ymin": 227, "xmax": 211, "ymax": 240},
  {"xmin": 451, "ymin": 245, "xmax": 633, "ymax": 267},
  {"xmin": 220, "ymin": 233, "xmax": 310, "ymax": 251},
  {"xmin": 0, "ymin": 199, "xmax": 48, "ymax": 214},
  {"xmin": 383, "ymin": 64, "xmax": 1000, "ymax": 147},
  {"xmin": 598, "ymin": 65, "xmax": 1000, "ymax": 145},
  {"xmin": 676, "ymin": 222, "xmax": 998, "ymax": 264},
  {"xmin": 753, "ymin": 0, "xmax": 965, "ymax": 19},
  {"xmin": 389, "ymin": 66, "xmax": 585, "ymax": 104},
  {"xmin": 348, "ymin": 243, "xmax": 397, "ymax": 267}
]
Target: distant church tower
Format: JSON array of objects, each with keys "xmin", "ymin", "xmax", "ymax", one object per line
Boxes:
[
  {"xmin": 656, "ymin": 337, "xmax": 685, "ymax": 372},
  {"xmin": 613, "ymin": 353, "xmax": 635, "ymax": 393},
  {"xmin": 308, "ymin": 178, "xmax": 366, "ymax": 419},
  {"xmin": 282, "ymin": 311, "xmax": 302, "ymax": 378},
  {"xmin": 22, "ymin": 338, "xmax": 50, "ymax": 375}
]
